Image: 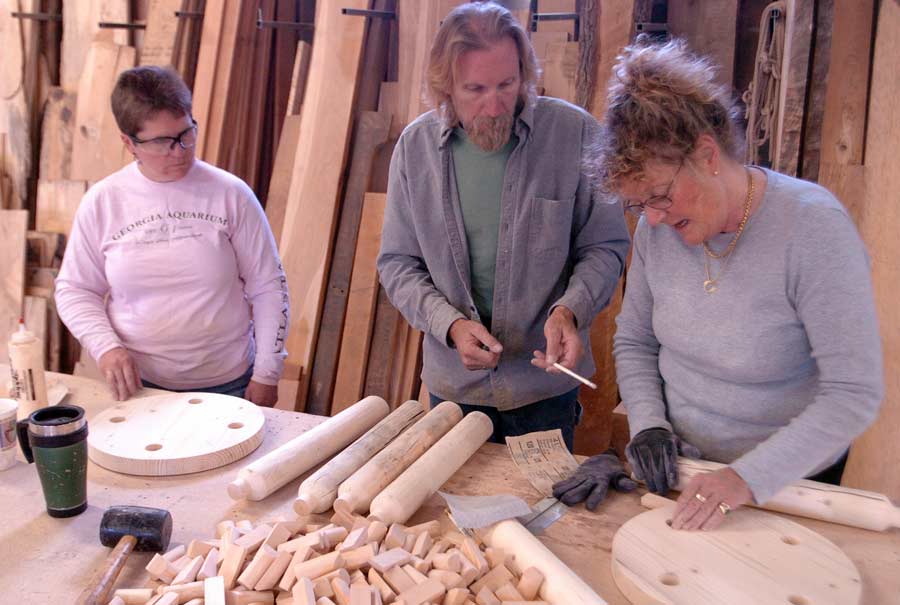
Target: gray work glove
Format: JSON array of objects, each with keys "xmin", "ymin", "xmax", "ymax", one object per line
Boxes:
[
  {"xmin": 625, "ymin": 427, "xmax": 701, "ymax": 495},
  {"xmin": 551, "ymin": 449, "xmax": 638, "ymax": 511}
]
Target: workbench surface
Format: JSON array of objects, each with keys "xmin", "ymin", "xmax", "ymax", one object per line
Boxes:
[{"xmin": 1, "ymin": 368, "xmax": 898, "ymax": 604}]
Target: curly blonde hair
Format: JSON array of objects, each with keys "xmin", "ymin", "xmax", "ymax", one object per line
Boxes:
[
  {"xmin": 426, "ymin": 2, "xmax": 540, "ymax": 127},
  {"xmin": 588, "ymin": 35, "xmax": 744, "ymax": 192}
]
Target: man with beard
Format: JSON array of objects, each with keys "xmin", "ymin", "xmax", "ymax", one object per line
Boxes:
[{"xmin": 377, "ymin": 1, "xmax": 630, "ymax": 500}]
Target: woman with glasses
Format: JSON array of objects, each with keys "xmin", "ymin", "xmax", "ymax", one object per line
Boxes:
[
  {"xmin": 55, "ymin": 66, "xmax": 289, "ymax": 407},
  {"xmin": 582, "ymin": 37, "xmax": 883, "ymax": 529}
]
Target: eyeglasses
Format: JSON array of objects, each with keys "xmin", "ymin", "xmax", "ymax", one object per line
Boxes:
[
  {"xmin": 623, "ymin": 160, "xmax": 683, "ymax": 216},
  {"xmin": 129, "ymin": 119, "xmax": 198, "ymax": 156}
]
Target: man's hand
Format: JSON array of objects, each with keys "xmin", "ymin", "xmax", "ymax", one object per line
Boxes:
[
  {"xmin": 448, "ymin": 319, "xmax": 503, "ymax": 370},
  {"xmin": 671, "ymin": 467, "xmax": 754, "ymax": 531},
  {"xmin": 552, "ymin": 449, "xmax": 638, "ymax": 511},
  {"xmin": 244, "ymin": 380, "xmax": 278, "ymax": 407},
  {"xmin": 98, "ymin": 347, "xmax": 141, "ymax": 401},
  {"xmin": 531, "ymin": 306, "xmax": 583, "ymax": 372},
  {"xmin": 625, "ymin": 427, "xmax": 701, "ymax": 495}
]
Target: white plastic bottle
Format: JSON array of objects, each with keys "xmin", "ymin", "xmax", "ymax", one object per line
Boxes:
[{"xmin": 8, "ymin": 319, "xmax": 48, "ymax": 420}]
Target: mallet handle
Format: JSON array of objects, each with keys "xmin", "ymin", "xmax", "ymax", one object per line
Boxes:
[{"xmin": 75, "ymin": 534, "xmax": 137, "ymax": 605}]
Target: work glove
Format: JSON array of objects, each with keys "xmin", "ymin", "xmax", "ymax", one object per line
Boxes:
[
  {"xmin": 625, "ymin": 427, "xmax": 701, "ymax": 495},
  {"xmin": 551, "ymin": 449, "xmax": 638, "ymax": 511}
]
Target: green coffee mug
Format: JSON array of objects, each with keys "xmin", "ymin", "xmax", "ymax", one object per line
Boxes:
[{"xmin": 17, "ymin": 405, "xmax": 89, "ymax": 518}]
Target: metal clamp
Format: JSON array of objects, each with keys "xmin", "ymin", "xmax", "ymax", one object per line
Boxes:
[
  {"xmin": 174, "ymin": 11, "xmax": 204, "ymax": 19},
  {"xmin": 98, "ymin": 21, "xmax": 147, "ymax": 30},
  {"xmin": 529, "ymin": 0, "xmax": 581, "ymax": 41},
  {"xmin": 10, "ymin": 11, "xmax": 62, "ymax": 22},
  {"xmin": 257, "ymin": 8, "xmax": 313, "ymax": 30},
  {"xmin": 341, "ymin": 8, "xmax": 396, "ymax": 19}
]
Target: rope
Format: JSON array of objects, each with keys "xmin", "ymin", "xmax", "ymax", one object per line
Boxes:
[{"xmin": 743, "ymin": 2, "xmax": 786, "ymax": 166}]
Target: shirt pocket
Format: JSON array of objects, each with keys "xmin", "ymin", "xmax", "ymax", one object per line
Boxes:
[{"xmin": 529, "ymin": 195, "xmax": 575, "ymax": 257}]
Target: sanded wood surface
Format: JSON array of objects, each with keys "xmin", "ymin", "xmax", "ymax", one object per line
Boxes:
[
  {"xmin": 332, "ymin": 192, "xmax": 388, "ymax": 414},
  {"xmin": 88, "ymin": 392, "xmax": 265, "ymax": 476},
  {"xmin": 70, "ymin": 41, "xmax": 135, "ymax": 183},
  {"xmin": 842, "ymin": 0, "xmax": 900, "ymax": 502},
  {"xmin": 264, "ymin": 114, "xmax": 302, "ymax": 245},
  {"xmin": 61, "ymin": 0, "xmax": 129, "ymax": 92},
  {"xmin": 667, "ymin": 0, "xmax": 738, "ymax": 88},
  {"xmin": 0, "ymin": 369, "xmax": 899, "ymax": 604},
  {"xmin": 0, "ymin": 210, "xmax": 28, "ymax": 361},
  {"xmin": 140, "ymin": 0, "xmax": 183, "ymax": 67},
  {"xmin": 36, "ymin": 180, "xmax": 88, "ymax": 237},
  {"xmin": 278, "ymin": 0, "xmax": 369, "ymax": 386},
  {"xmin": 611, "ymin": 504, "xmax": 861, "ymax": 604},
  {"xmin": 39, "ymin": 87, "xmax": 77, "ymax": 181}
]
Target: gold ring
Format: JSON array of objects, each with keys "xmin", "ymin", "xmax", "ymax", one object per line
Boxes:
[
  {"xmin": 694, "ymin": 493, "xmax": 707, "ymax": 503},
  {"xmin": 718, "ymin": 502, "xmax": 731, "ymax": 515}
]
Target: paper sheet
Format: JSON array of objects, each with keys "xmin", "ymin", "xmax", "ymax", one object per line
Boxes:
[
  {"xmin": 505, "ymin": 429, "xmax": 580, "ymax": 497},
  {"xmin": 438, "ymin": 491, "xmax": 533, "ymax": 530}
]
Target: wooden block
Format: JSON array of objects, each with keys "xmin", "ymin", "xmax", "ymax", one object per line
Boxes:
[
  {"xmin": 442, "ymin": 587, "xmax": 470, "ymax": 605},
  {"xmin": 321, "ymin": 526, "xmax": 350, "ymax": 550},
  {"xmin": 367, "ymin": 521, "xmax": 388, "ymax": 544},
  {"xmin": 219, "ymin": 543, "xmax": 249, "ymax": 589},
  {"xmin": 280, "ymin": 546, "xmax": 316, "ymax": 592},
  {"xmin": 493, "ymin": 582, "xmax": 524, "ymax": 601},
  {"xmin": 39, "ymin": 88, "xmax": 76, "ymax": 181},
  {"xmin": 340, "ymin": 527, "xmax": 369, "ymax": 552},
  {"xmin": 113, "ymin": 588, "xmax": 155, "ymax": 604},
  {"xmin": 482, "ymin": 549, "xmax": 504, "ymax": 570},
  {"xmin": 171, "ymin": 555, "xmax": 203, "ymax": 584},
  {"xmin": 145, "ymin": 553, "xmax": 178, "ymax": 584},
  {"xmin": 367, "ymin": 568, "xmax": 397, "ymax": 604},
  {"xmin": 342, "ymin": 543, "xmax": 378, "ymax": 571},
  {"xmin": 424, "ymin": 541, "xmax": 451, "ymax": 567},
  {"xmin": 317, "ymin": 598, "xmax": 338, "ymax": 605},
  {"xmin": 428, "ymin": 569, "xmax": 464, "ymax": 590},
  {"xmin": 473, "ymin": 587, "xmax": 499, "ymax": 605},
  {"xmin": 294, "ymin": 577, "xmax": 317, "ymax": 605},
  {"xmin": 411, "ymin": 533, "xmax": 432, "ymax": 559},
  {"xmin": 349, "ymin": 570, "xmax": 367, "ymax": 586},
  {"xmin": 155, "ymin": 593, "xmax": 179, "ymax": 605},
  {"xmin": 404, "ymin": 521, "xmax": 441, "ymax": 539},
  {"xmin": 256, "ymin": 549, "xmax": 293, "ymax": 591},
  {"xmin": 108, "ymin": 597, "xmax": 125, "ymax": 605},
  {"xmin": 331, "ymin": 577, "xmax": 351, "ymax": 605},
  {"xmin": 384, "ymin": 525, "xmax": 409, "ymax": 551},
  {"xmin": 236, "ymin": 520, "xmax": 254, "ymax": 532},
  {"xmin": 410, "ymin": 557, "xmax": 430, "ymax": 575},
  {"xmin": 448, "ymin": 550, "xmax": 478, "ymax": 586},
  {"xmin": 461, "ymin": 539, "xmax": 488, "ymax": 575},
  {"xmin": 263, "ymin": 522, "xmax": 296, "ymax": 550},
  {"xmin": 217, "ymin": 520, "xmax": 236, "ymax": 538},
  {"xmin": 238, "ymin": 544, "xmax": 278, "ymax": 589},
  {"xmin": 402, "ymin": 535, "xmax": 416, "ymax": 554},
  {"xmin": 401, "ymin": 564, "xmax": 428, "ymax": 585},
  {"xmin": 197, "ymin": 547, "xmax": 219, "ymax": 581},
  {"xmin": 235, "ymin": 523, "xmax": 273, "ymax": 551},
  {"xmin": 280, "ymin": 534, "xmax": 326, "ymax": 553},
  {"xmin": 394, "ymin": 578, "xmax": 446, "ymax": 605},
  {"xmin": 432, "ymin": 553, "xmax": 462, "ymax": 573},
  {"xmin": 187, "ymin": 539, "xmax": 214, "ymax": 559},
  {"xmin": 515, "ymin": 567, "xmax": 544, "ymax": 600},
  {"xmin": 468, "ymin": 566, "xmax": 514, "ymax": 596},
  {"xmin": 369, "ymin": 547, "xmax": 412, "ymax": 573},
  {"xmin": 294, "ymin": 551, "xmax": 345, "ymax": 582},
  {"xmin": 160, "ymin": 581, "xmax": 204, "ymax": 601},
  {"xmin": 350, "ymin": 583, "xmax": 373, "ymax": 605},
  {"xmin": 225, "ymin": 590, "xmax": 276, "ymax": 605},
  {"xmin": 383, "ymin": 566, "xmax": 416, "ymax": 594}
]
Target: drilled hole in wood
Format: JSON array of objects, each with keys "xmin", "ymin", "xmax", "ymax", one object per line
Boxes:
[
  {"xmin": 228, "ymin": 422, "xmax": 244, "ymax": 429},
  {"xmin": 188, "ymin": 398, "xmax": 203, "ymax": 404},
  {"xmin": 782, "ymin": 536, "xmax": 800, "ymax": 545},
  {"xmin": 145, "ymin": 443, "xmax": 163, "ymax": 451},
  {"xmin": 787, "ymin": 595, "xmax": 810, "ymax": 605},
  {"xmin": 659, "ymin": 572, "xmax": 679, "ymax": 586},
  {"xmin": 109, "ymin": 416, "xmax": 126, "ymax": 423},
  {"xmin": 665, "ymin": 519, "xmax": 673, "ymax": 527}
]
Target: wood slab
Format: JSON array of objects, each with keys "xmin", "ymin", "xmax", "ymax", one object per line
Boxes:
[
  {"xmin": 611, "ymin": 505, "xmax": 862, "ymax": 605},
  {"xmin": 61, "ymin": 0, "xmax": 129, "ymax": 92},
  {"xmin": 36, "ymin": 179, "xmax": 88, "ymax": 237},
  {"xmin": 88, "ymin": 392, "xmax": 266, "ymax": 476},
  {"xmin": 140, "ymin": 0, "xmax": 183, "ymax": 67},
  {"xmin": 0, "ymin": 0, "xmax": 32, "ymax": 210},
  {"xmin": 0, "ymin": 210, "xmax": 28, "ymax": 361},
  {"xmin": 40, "ymin": 87, "xmax": 77, "ymax": 181},
  {"xmin": 667, "ymin": 0, "xmax": 738, "ymax": 88}
]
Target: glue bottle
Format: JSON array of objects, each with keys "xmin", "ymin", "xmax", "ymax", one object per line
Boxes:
[{"xmin": 8, "ymin": 318, "xmax": 49, "ymax": 420}]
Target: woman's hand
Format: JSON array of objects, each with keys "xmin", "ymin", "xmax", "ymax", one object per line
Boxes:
[
  {"xmin": 245, "ymin": 380, "xmax": 278, "ymax": 407},
  {"xmin": 98, "ymin": 347, "xmax": 142, "ymax": 401},
  {"xmin": 671, "ymin": 466, "xmax": 754, "ymax": 531}
]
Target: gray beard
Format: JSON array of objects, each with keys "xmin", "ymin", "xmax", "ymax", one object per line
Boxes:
[{"xmin": 466, "ymin": 112, "xmax": 514, "ymax": 152}]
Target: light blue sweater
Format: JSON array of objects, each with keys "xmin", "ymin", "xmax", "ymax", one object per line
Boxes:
[{"xmin": 614, "ymin": 169, "xmax": 883, "ymax": 503}]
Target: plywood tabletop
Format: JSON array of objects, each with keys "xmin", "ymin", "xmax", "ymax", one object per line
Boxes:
[{"xmin": 0, "ymin": 366, "xmax": 898, "ymax": 604}]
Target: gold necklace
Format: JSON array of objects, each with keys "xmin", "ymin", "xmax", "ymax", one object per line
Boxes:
[{"xmin": 702, "ymin": 168, "xmax": 755, "ymax": 293}]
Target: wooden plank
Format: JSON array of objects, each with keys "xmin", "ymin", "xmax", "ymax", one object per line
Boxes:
[
  {"xmin": 25, "ymin": 231, "xmax": 64, "ymax": 269},
  {"xmin": 23, "ymin": 295, "xmax": 48, "ymax": 366},
  {"xmin": 535, "ymin": 0, "xmax": 577, "ymax": 37},
  {"xmin": 35, "ymin": 180, "xmax": 88, "ymax": 237},
  {"xmin": 841, "ymin": 0, "xmax": 900, "ymax": 501},
  {"xmin": 191, "ymin": 1, "xmax": 227, "ymax": 159},
  {"xmin": 200, "ymin": 1, "xmax": 243, "ymax": 165},
  {"xmin": 364, "ymin": 287, "xmax": 402, "ymax": 401},
  {"xmin": 541, "ymin": 40, "xmax": 578, "ymax": 103},
  {"xmin": 278, "ymin": 0, "xmax": 369, "ymax": 394},
  {"xmin": 773, "ymin": 0, "xmax": 814, "ymax": 176},
  {"xmin": 265, "ymin": 114, "xmax": 302, "ymax": 245},
  {"xmin": 140, "ymin": 0, "xmax": 183, "ymax": 66},
  {"xmin": 70, "ymin": 42, "xmax": 136, "ymax": 183},
  {"xmin": 331, "ymin": 192, "xmax": 387, "ymax": 414},
  {"xmin": 585, "ymin": 0, "xmax": 634, "ymax": 118},
  {"xmin": 0, "ymin": 0, "xmax": 32, "ymax": 210},
  {"xmin": 799, "ymin": 0, "xmax": 833, "ymax": 182},
  {"xmin": 26, "ymin": 267, "xmax": 61, "ymax": 372},
  {"xmin": 40, "ymin": 88, "xmax": 77, "ymax": 182},
  {"xmin": 286, "ymin": 40, "xmax": 312, "ymax": 117},
  {"xmin": 0, "ymin": 210, "xmax": 28, "ymax": 361},
  {"xmin": 306, "ymin": 111, "xmax": 392, "ymax": 416},
  {"xmin": 667, "ymin": 0, "xmax": 739, "ymax": 88},
  {"xmin": 61, "ymin": 0, "xmax": 130, "ymax": 92}
]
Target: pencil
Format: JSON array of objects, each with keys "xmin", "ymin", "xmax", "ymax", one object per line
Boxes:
[{"xmin": 552, "ymin": 362, "xmax": 598, "ymax": 390}]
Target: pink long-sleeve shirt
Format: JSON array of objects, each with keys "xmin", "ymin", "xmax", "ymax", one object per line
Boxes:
[{"xmin": 56, "ymin": 160, "xmax": 289, "ymax": 390}]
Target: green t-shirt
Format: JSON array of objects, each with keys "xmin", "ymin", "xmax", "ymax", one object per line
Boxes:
[{"xmin": 450, "ymin": 128, "xmax": 517, "ymax": 325}]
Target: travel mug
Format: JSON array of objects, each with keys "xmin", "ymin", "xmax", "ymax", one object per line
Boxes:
[{"xmin": 17, "ymin": 405, "xmax": 89, "ymax": 518}]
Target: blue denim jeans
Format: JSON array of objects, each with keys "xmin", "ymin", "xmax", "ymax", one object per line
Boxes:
[
  {"xmin": 430, "ymin": 388, "xmax": 582, "ymax": 452},
  {"xmin": 141, "ymin": 366, "xmax": 253, "ymax": 399}
]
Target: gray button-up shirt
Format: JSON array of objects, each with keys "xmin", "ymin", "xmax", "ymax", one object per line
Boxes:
[{"xmin": 377, "ymin": 97, "xmax": 630, "ymax": 410}]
